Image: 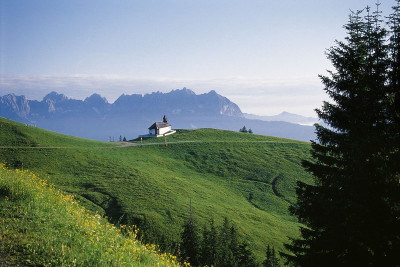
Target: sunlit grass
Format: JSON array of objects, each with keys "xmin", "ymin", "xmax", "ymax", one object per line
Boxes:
[
  {"xmin": 0, "ymin": 164, "xmax": 181, "ymax": 266},
  {"xmin": 0, "ymin": 116, "xmax": 111, "ymax": 148},
  {"xmin": 0, "ymin": 116, "xmax": 313, "ymax": 262}
]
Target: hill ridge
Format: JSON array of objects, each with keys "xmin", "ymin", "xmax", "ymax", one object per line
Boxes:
[
  {"xmin": 0, "ymin": 89, "xmax": 315, "ymax": 142},
  {"xmin": 0, "ymin": 117, "xmax": 313, "ymax": 262}
]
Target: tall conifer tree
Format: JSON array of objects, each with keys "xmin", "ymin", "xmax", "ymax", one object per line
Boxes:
[
  {"xmin": 388, "ymin": 1, "xmax": 400, "ymax": 161},
  {"xmin": 385, "ymin": 1, "xmax": 400, "ymax": 263},
  {"xmin": 285, "ymin": 3, "xmax": 400, "ymax": 266},
  {"xmin": 237, "ymin": 241, "xmax": 257, "ymax": 267},
  {"xmin": 206, "ymin": 217, "xmax": 218, "ymax": 266},
  {"xmin": 180, "ymin": 202, "xmax": 200, "ymax": 266},
  {"xmin": 200, "ymin": 224, "xmax": 211, "ymax": 266},
  {"xmin": 199, "ymin": 218, "xmax": 217, "ymax": 266},
  {"xmin": 216, "ymin": 217, "xmax": 236, "ymax": 267},
  {"xmin": 263, "ymin": 245, "xmax": 280, "ymax": 267}
]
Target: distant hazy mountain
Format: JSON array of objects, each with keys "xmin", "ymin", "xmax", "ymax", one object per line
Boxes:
[
  {"xmin": 244, "ymin": 111, "xmax": 318, "ymax": 126},
  {"xmin": 0, "ymin": 88, "xmax": 316, "ymax": 142},
  {"xmin": 111, "ymin": 88, "xmax": 242, "ymax": 117}
]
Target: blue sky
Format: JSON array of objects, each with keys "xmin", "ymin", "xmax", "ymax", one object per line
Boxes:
[{"xmin": 0, "ymin": 0, "xmax": 395, "ymax": 116}]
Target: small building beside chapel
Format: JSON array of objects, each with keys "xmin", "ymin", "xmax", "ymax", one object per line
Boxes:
[{"xmin": 147, "ymin": 115, "xmax": 176, "ymax": 137}]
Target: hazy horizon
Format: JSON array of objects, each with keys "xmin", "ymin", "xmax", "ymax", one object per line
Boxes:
[{"xmin": 0, "ymin": 0, "xmax": 395, "ymax": 117}]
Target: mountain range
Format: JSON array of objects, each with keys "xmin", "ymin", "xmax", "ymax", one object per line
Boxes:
[
  {"xmin": 244, "ymin": 112, "xmax": 318, "ymax": 126},
  {"xmin": 0, "ymin": 88, "xmax": 316, "ymax": 141}
]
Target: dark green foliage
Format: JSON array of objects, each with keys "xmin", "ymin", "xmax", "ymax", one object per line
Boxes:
[
  {"xmin": 388, "ymin": 1, "xmax": 400, "ymax": 178},
  {"xmin": 216, "ymin": 217, "xmax": 236, "ymax": 266},
  {"xmin": 180, "ymin": 212, "xmax": 254, "ymax": 267},
  {"xmin": 200, "ymin": 218, "xmax": 217, "ymax": 266},
  {"xmin": 263, "ymin": 245, "xmax": 280, "ymax": 267},
  {"xmin": 183, "ymin": 216, "xmax": 258, "ymax": 267},
  {"xmin": 180, "ymin": 205, "xmax": 200, "ymax": 266},
  {"xmin": 239, "ymin": 126, "xmax": 253, "ymax": 134},
  {"xmin": 200, "ymin": 224, "xmax": 212, "ymax": 265},
  {"xmin": 248, "ymin": 191, "xmax": 254, "ymax": 202},
  {"xmin": 286, "ymin": 3, "xmax": 400, "ymax": 266},
  {"xmin": 216, "ymin": 218, "xmax": 255, "ymax": 267},
  {"xmin": 389, "ymin": 1, "xmax": 400, "ymax": 90},
  {"xmin": 126, "ymin": 214, "xmax": 178, "ymax": 254},
  {"xmin": 237, "ymin": 241, "xmax": 257, "ymax": 267},
  {"xmin": 123, "ymin": 136, "xmax": 127, "ymax": 142}
]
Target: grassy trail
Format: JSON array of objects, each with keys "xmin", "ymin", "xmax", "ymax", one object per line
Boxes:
[{"xmin": 0, "ymin": 139, "xmax": 304, "ymax": 150}]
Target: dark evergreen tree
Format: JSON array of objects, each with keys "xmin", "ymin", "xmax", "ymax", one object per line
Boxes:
[
  {"xmin": 263, "ymin": 245, "xmax": 280, "ymax": 267},
  {"xmin": 385, "ymin": 1, "xmax": 400, "ymax": 263},
  {"xmin": 200, "ymin": 224, "xmax": 211, "ymax": 266},
  {"xmin": 208, "ymin": 217, "xmax": 218, "ymax": 265},
  {"xmin": 388, "ymin": 1, "xmax": 400, "ymax": 175},
  {"xmin": 180, "ymin": 203, "xmax": 200, "ymax": 266},
  {"xmin": 229, "ymin": 225, "xmax": 239, "ymax": 261},
  {"xmin": 389, "ymin": 1, "xmax": 400, "ymax": 92},
  {"xmin": 240, "ymin": 126, "xmax": 248, "ymax": 133},
  {"xmin": 123, "ymin": 136, "xmax": 127, "ymax": 142},
  {"xmin": 216, "ymin": 217, "xmax": 236, "ymax": 267},
  {"xmin": 237, "ymin": 241, "xmax": 257, "ymax": 267},
  {"xmin": 248, "ymin": 128, "xmax": 253, "ymax": 134},
  {"xmin": 285, "ymin": 4, "xmax": 400, "ymax": 266},
  {"xmin": 200, "ymin": 217, "xmax": 217, "ymax": 266},
  {"xmin": 196, "ymin": 216, "xmax": 258, "ymax": 266},
  {"xmin": 248, "ymin": 191, "xmax": 254, "ymax": 202}
]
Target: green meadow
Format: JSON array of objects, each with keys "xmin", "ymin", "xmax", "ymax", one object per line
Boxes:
[
  {"xmin": 0, "ymin": 117, "xmax": 313, "ymax": 262},
  {"xmin": 0, "ymin": 164, "xmax": 179, "ymax": 266}
]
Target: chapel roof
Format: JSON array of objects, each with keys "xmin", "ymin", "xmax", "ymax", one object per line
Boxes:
[{"xmin": 148, "ymin": 122, "xmax": 171, "ymax": 130}]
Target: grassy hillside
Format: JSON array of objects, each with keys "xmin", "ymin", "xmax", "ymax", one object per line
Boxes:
[
  {"xmin": 0, "ymin": 117, "xmax": 111, "ymax": 148},
  {"xmin": 0, "ymin": 164, "xmax": 179, "ymax": 266},
  {"xmin": 0, "ymin": 117, "xmax": 313, "ymax": 262}
]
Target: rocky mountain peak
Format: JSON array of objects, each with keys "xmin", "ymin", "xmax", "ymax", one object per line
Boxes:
[
  {"xmin": 173, "ymin": 87, "xmax": 195, "ymax": 95},
  {"xmin": 84, "ymin": 93, "xmax": 109, "ymax": 105},
  {"xmin": 43, "ymin": 91, "xmax": 68, "ymax": 103},
  {"xmin": 0, "ymin": 94, "xmax": 30, "ymax": 118}
]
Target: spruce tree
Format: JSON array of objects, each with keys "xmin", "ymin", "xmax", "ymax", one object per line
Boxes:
[
  {"xmin": 386, "ymin": 1, "xmax": 400, "ymax": 263},
  {"xmin": 208, "ymin": 217, "xmax": 218, "ymax": 266},
  {"xmin": 199, "ymin": 223, "xmax": 214, "ymax": 266},
  {"xmin": 180, "ymin": 203, "xmax": 200, "ymax": 266},
  {"xmin": 200, "ymin": 224, "xmax": 210, "ymax": 266},
  {"xmin": 216, "ymin": 217, "xmax": 236, "ymax": 267},
  {"xmin": 229, "ymin": 224, "xmax": 239, "ymax": 264},
  {"xmin": 199, "ymin": 217, "xmax": 218, "ymax": 266},
  {"xmin": 388, "ymin": 1, "xmax": 400, "ymax": 166},
  {"xmin": 285, "ymin": 4, "xmax": 400, "ymax": 266},
  {"xmin": 237, "ymin": 241, "xmax": 257, "ymax": 267},
  {"xmin": 263, "ymin": 245, "xmax": 280, "ymax": 267}
]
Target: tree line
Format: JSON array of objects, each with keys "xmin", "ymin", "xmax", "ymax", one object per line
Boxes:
[
  {"xmin": 239, "ymin": 126, "xmax": 253, "ymax": 134},
  {"xmin": 179, "ymin": 210, "xmax": 280, "ymax": 267},
  {"xmin": 119, "ymin": 207, "xmax": 280, "ymax": 266}
]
